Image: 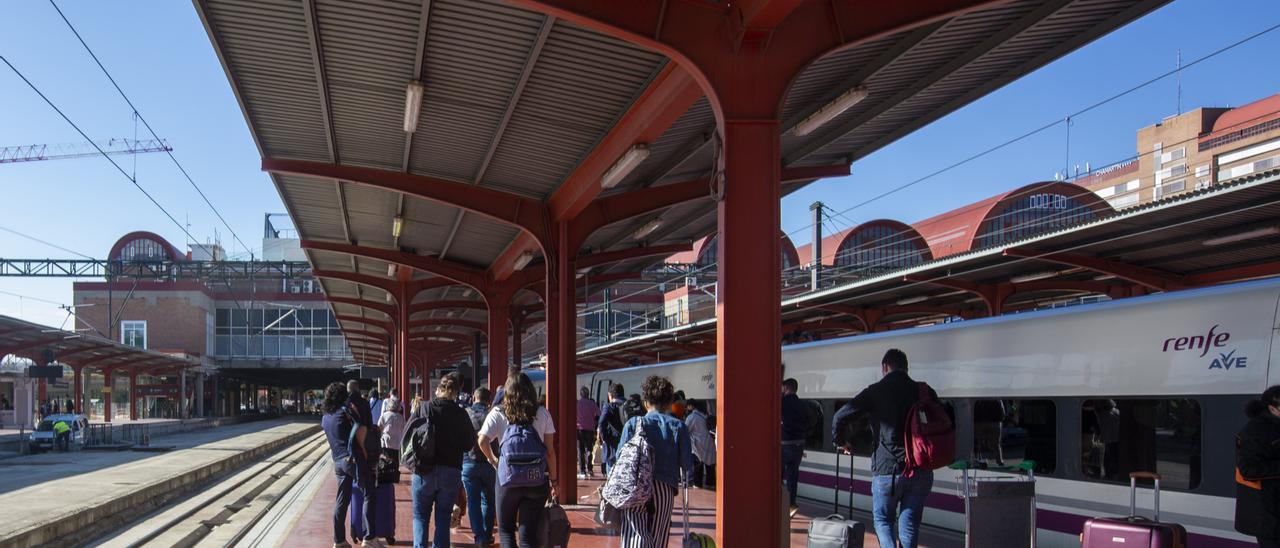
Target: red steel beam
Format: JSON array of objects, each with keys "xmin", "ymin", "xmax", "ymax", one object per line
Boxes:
[
  {"xmin": 408, "ymin": 318, "xmax": 486, "ymax": 332},
  {"xmin": 326, "ymin": 296, "xmax": 396, "ymax": 317},
  {"xmin": 335, "ymin": 315, "xmax": 393, "ymax": 333},
  {"xmin": 575, "ymin": 243, "xmax": 693, "ymax": 269},
  {"xmin": 303, "ymin": 240, "xmax": 488, "ymax": 291},
  {"xmin": 409, "ymin": 300, "xmax": 487, "ymax": 316},
  {"xmin": 1003, "ymin": 248, "xmax": 1185, "ymax": 291},
  {"xmin": 1185, "ymin": 260, "xmax": 1280, "ymax": 286}
]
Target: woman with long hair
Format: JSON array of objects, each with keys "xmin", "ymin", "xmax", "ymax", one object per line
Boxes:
[
  {"xmin": 615, "ymin": 375, "xmax": 692, "ymax": 548},
  {"xmin": 1238, "ymin": 385, "xmax": 1280, "ymax": 547},
  {"xmin": 320, "ymin": 382, "xmax": 381, "ymax": 547},
  {"xmin": 476, "ymin": 373, "xmax": 558, "ymax": 548}
]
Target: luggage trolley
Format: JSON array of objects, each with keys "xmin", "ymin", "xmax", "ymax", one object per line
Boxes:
[{"xmin": 949, "ymin": 460, "xmax": 1038, "ymax": 548}]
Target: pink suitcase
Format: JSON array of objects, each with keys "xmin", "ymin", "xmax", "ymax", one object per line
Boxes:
[{"xmin": 1080, "ymin": 472, "xmax": 1188, "ymax": 548}]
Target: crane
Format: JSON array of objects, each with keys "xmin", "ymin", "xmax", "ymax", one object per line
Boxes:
[{"xmin": 0, "ymin": 138, "xmax": 172, "ymax": 164}]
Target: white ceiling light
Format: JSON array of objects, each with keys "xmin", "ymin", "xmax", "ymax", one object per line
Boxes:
[
  {"xmin": 387, "ymin": 263, "xmax": 398, "ymax": 277},
  {"xmin": 1203, "ymin": 225, "xmax": 1280, "ymax": 246},
  {"xmin": 460, "ymin": 288, "xmax": 472, "ymax": 298},
  {"xmin": 895, "ymin": 295, "xmax": 928, "ymax": 306},
  {"xmin": 1010, "ymin": 270, "xmax": 1060, "ymax": 284},
  {"xmin": 513, "ymin": 250, "xmax": 535, "ymax": 270},
  {"xmin": 403, "ymin": 81, "xmax": 425, "ymax": 133},
  {"xmin": 600, "ymin": 144, "xmax": 649, "ymax": 189},
  {"xmin": 392, "ymin": 216, "xmax": 404, "ymax": 238},
  {"xmin": 792, "ymin": 85, "xmax": 869, "ymax": 137},
  {"xmin": 632, "ymin": 218, "xmax": 663, "ymax": 240},
  {"xmin": 384, "ymin": 292, "xmax": 393, "ymax": 303}
]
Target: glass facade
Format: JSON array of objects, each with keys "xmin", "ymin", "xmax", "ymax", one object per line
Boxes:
[
  {"xmin": 119, "ymin": 238, "xmax": 169, "ymax": 261},
  {"xmin": 213, "ymin": 306, "xmax": 349, "ymax": 359},
  {"xmin": 975, "ymin": 193, "xmax": 1099, "ymax": 249},
  {"xmin": 833, "ymin": 225, "xmax": 928, "ymax": 277}
]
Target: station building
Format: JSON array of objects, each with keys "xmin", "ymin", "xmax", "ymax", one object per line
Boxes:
[
  {"xmin": 70, "ymin": 220, "xmax": 349, "ymax": 420},
  {"xmin": 1080, "ymin": 92, "xmax": 1280, "ymax": 208}
]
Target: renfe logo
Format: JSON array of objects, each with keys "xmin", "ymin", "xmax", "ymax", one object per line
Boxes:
[
  {"xmin": 1162, "ymin": 324, "xmax": 1229, "ymax": 357},
  {"xmin": 1162, "ymin": 325, "xmax": 1248, "ymax": 369}
]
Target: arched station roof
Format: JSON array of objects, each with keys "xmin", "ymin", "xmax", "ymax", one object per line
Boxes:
[
  {"xmin": 108, "ymin": 231, "xmax": 186, "ymax": 262},
  {"xmin": 690, "ymin": 233, "xmax": 801, "ymax": 271},
  {"xmin": 913, "ymin": 181, "xmax": 1114, "ymax": 259},
  {"xmin": 830, "ymin": 219, "xmax": 932, "ymax": 277}
]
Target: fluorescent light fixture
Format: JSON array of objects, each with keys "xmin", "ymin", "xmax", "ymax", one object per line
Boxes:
[
  {"xmin": 895, "ymin": 295, "xmax": 928, "ymax": 306},
  {"xmin": 385, "ymin": 292, "xmax": 393, "ymax": 303},
  {"xmin": 392, "ymin": 216, "xmax": 404, "ymax": 238},
  {"xmin": 403, "ymin": 81, "xmax": 425, "ymax": 133},
  {"xmin": 632, "ymin": 218, "xmax": 663, "ymax": 240},
  {"xmin": 460, "ymin": 288, "xmax": 472, "ymax": 298},
  {"xmin": 792, "ymin": 85, "xmax": 869, "ymax": 137},
  {"xmin": 513, "ymin": 250, "xmax": 535, "ymax": 270},
  {"xmin": 600, "ymin": 144, "xmax": 649, "ymax": 189},
  {"xmin": 1010, "ymin": 270, "xmax": 1059, "ymax": 284},
  {"xmin": 387, "ymin": 263, "xmax": 398, "ymax": 277},
  {"xmin": 1093, "ymin": 274, "xmax": 1116, "ymax": 281},
  {"xmin": 1203, "ymin": 225, "xmax": 1280, "ymax": 246}
]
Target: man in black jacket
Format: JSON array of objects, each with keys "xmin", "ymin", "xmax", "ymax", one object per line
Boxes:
[
  {"xmin": 410, "ymin": 373, "xmax": 476, "ymax": 548},
  {"xmin": 832, "ymin": 349, "xmax": 936, "ymax": 548}
]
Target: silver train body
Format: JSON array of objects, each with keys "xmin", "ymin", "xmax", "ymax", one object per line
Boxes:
[{"xmin": 570, "ymin": 277, "xmax": 1279, "ymax": 546}]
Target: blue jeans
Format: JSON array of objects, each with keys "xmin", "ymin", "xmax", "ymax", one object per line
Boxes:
[
  {"xmin": 781, "ymin": 443, "xmax": 804, "ymax": 506},
  {"xmin": 412, "ymin": 466, "xmax": 462, "ymax": 548},
  {"xmin": 871, "ymin": 471, "xmax": 933, "ymax": 548},
  {"xmin": 461, "ymin": 460, "xmax": 496, "ymax": 544}
]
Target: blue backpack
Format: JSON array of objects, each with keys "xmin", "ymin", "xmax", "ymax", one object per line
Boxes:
[{"xmin": 498, "ymin": 421, "xmax": 548, "ymax": 488}]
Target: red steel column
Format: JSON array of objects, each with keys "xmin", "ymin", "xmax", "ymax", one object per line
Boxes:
[
  {"xmin": 554, "ymin": 222, "xmax": 578, "ymax": 503},
  {"xmin": 486, "ymin": 293, "xmax": 510, "ymax": 393},
  {"xmin": 397, "ymin": 283, "xmax": 411, "ymax": 412},
  {"xmin": 102, "ymin": 368, "xmax": 113, "ymax": 423},
  {"xmin": 716, "ymin": 119, "xmax": 783, "ymax": 545},
  {"xmin": 129, "ymin": 372, "xmax": 138, "ymax": 421},
  {"xmin": 510, "ymin": 310, "xmax": 524, "ymax": 371}
]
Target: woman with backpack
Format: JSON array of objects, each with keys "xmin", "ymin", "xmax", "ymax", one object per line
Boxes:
[
  {"xmin": 1238, "ymin": 385, "xmax": 1280, "ymax": 547},
  {"xmin": 615, "ymin": 375, "xmax": 692, "ymax": 548},
  {"xmin": 410, "ymin": 373, "xmax": 476, "ymax": 548},
  {"xmin": 319, "ymin": 382, "xmax": 380, "ymax": 548},
  {"xmin": 476, "ymin": 372, "xmax": 558, "ymax": 548}
]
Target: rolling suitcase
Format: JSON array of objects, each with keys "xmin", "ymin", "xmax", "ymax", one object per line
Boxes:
[
  {"xmin": 349, "ymin": 479, "xmax": 397, "ymax": 542},
  {"xmin": 1080, "ymin": 472, "xmax": 1187, "ymax": 548},
  {"xmin": 540, "ymin": 498, "xmax": 572, "ymax": 548},
  {"xmin": 680, "ymin": 472, "xmax": 716, "ymax": 547},
  {"xmin": 806, "ymin": 451, "xmax": 865, "ymax": 548}
]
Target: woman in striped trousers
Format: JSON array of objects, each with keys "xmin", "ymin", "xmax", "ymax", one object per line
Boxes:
[{"xmin": 617, "ymin": 375, "xmax": 692, "ymax": 548}]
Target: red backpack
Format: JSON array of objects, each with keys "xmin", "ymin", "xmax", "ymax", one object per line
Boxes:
[{"xmin": 903, "ymin": 382, "xmax": 955, "ymax": 477}]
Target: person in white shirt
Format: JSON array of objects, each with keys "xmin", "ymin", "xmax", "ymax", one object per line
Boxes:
[
  {"xmin": 476, "ymin": 373, "xmax": 558, "ymax": 548},
  {"xmin": 378, "ymin": 398, "xmax": 405, "ymax": 453},
  {"xmin": 685, "ymin": 399, "xmax": 716, "ymax": 489}
]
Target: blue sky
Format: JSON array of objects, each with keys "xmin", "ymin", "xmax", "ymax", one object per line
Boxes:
[{"xmin": 2, "ymin": 0, "xmax": 1279, "ymax": 328}]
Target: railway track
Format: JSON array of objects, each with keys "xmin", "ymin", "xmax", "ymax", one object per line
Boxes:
[{"xmin": 93, "ymin": 434, "xmax": 329, "ymax": 548}]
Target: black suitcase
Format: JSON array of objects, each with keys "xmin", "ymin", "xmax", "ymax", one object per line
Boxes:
[{"xmin": 807, "ymin": 451, "xmax": 865, "ymax": 548}]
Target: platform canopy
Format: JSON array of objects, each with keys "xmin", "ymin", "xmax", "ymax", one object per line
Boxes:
[
  {"xmin": 195, "ymin": 0, "xmax": 1167, "ymax": 366},
  {"xmin": 0, "ymin": 314, "xmax": 200, "ymax": 374}
]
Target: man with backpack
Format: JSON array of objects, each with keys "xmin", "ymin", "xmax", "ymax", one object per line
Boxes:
[
  {"xmin": 596, "ymin": 383, "xmax": 626, "ymax": 476},
  {"xmin": 832, "ymin": 349, "xmax": 949, "ymax": 548},
  {"xmin": 781, "ymin": 378, "xmax": 810, "ymax": 517},
  {"xmin": 462, "ymin": 387, "xmax": 496, "ymax": 548},
  {"xmin": 408, "ymin": 373, "xmax": 475, "ymax": 548}
]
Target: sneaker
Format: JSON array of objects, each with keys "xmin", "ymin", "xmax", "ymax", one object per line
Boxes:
[
  {"xmin": 333, "ymin": 543, "xmax": 352, "ymax": 548},
  {"xmin": 576, "ymin": 472, "xmax": 586, "ymax": 480},
  {"xmin": 789, "ymin": 505, "xmax": 800, "ymax": 519},
  {"xmin": 450, "ymin": 505, "xmax": 463, "ymax": 530},
  {"xmin": 360, "ymin": 539, "xmax": 385, "ymax": 548}
]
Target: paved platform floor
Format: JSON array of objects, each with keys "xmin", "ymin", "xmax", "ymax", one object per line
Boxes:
[
  {"xmin": 0, "ymin": 419, "xmax": 317, "ymax": 545},
  {"xmin": 284, "ymin": 468, "xmax": 962, "ymax": 547}
]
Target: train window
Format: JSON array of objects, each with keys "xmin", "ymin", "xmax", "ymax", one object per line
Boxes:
[
  {"xmin": 1081, "ymin": 398, "xmax": 1201, "ymax": 490},
  {"xmin": 972, "ymin": 399, "xmax": 1056, "ymax": 474}
]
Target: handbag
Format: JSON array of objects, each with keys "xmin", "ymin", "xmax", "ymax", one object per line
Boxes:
[{"xmin": 595, "ymin": 496, "xmax": 621, "ymax": 530}]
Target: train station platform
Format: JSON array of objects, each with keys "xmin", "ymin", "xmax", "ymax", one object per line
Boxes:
[
  {"xmin": 0, "ymin": 418, "xmax": 318, "ymax": 546},
  {"xmin": 0, "ymin": 414, "xmax": 280, "ymax": 458},
  {"xmin": 281, "ymin": 471, "xmax": 962, "ymax": 547}
]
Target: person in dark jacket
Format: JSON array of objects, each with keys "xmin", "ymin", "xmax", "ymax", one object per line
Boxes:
[
  {"xmin": 781, "ymin": 378, "xmax": 810, "ymax": 516},
  {"xmin": 410, "ymin": 373, "xmax": 476, "ymax": 548},
  {"xmin": 1238, "ymin": 385, "xmax": 1280, "ymax": 548},
  {"xmin": 596, "ymin": 383, "xmax": 626, "ymax": 476},
  {"xmin": 832, "ymin": 349, "xmax": 937, "ymax": 548},
  {"xmin": 462, "ymin": 387, "xmax": 496, "ymax": 548},
  {"xmin": 321, "ymin": 382, "xmax": 381, "ymax": 548}
]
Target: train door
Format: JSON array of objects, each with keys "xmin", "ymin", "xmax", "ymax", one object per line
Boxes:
[{"xmin": 594, "ymin": 377, "xmax": 612, "ymax": 405}]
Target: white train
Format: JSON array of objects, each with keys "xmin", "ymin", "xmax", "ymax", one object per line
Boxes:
[{"xmin": 572, "ymin": 277, "xmax": 1278, "ymax": 547}]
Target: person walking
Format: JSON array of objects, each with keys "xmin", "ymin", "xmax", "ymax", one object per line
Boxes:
[
  {"xmin": 344, "ymin": 380, "xmax": 380, "ymax": 547},
  {"xmin": 408, "ymin": 373, "xmax": 475, "ymax": 548},
  {"xmin": 576, "ymin": 386, "xmax": 600, "ymax": 479},
  {"xmin": 462, "ymin": 387, "xmax": 497, "ymax": 547},
  {"xmin": 320, "ymin": 382, "xmax": 382, "ymax": 548},
  {"xmin": 832, "ymin": 349, "xmax": 937, "ymax": 548},
  {"xmin": 477, "ymin": 372, "xmax": 557, "ymax": 548},
  {"xmin": 781, "ymin": 378, "xmax": 810, "ymax": 517},
  {"xmin": 597, "ymin": 383, "xmax": 626, "ymax": 476},
  {"xmin": 1238, "ymin": 385, "xmax": 1280, "ymax": 547},
  {"xmin": 685, "ymin": 399, "xmax": 715, "ymax": 489},
  {"xmin": 616, "ymin": 375, "xmax": 692, "ymax": 548}
]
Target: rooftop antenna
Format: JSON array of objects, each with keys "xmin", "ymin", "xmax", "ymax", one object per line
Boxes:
[{"xmin": 1176, "ymin": 49, "xmax": 1183, "ymax": 115}]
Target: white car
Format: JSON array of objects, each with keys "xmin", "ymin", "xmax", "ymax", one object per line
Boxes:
[{"xmin": 29, "ymin": 414, "xmax": 87, "ymax": 452}]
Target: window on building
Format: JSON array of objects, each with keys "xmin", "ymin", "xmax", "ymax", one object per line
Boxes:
[
  {"xmin": 1162, "ymin": 180, "xmax": 1186, "ymax": 194},
  {"xmin": 1081, "ymin": 398, "xmax": 1201, "ymax": 490},
  {"xmin": 120, "ymin": 320, "xmax": 147, "ymax": 349},
  {"xmin": 972, "ymin": 399, "xmax": 1056, "ymax": 474}
]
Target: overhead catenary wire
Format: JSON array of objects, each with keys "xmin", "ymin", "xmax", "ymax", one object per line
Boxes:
[
  {"xmin": 781, "ymin": 18, "xmax": 1280, "ymax": 243},
  {"xmin": 48, "ymin": 0, "xmax": 252, "ymax": 258},
  {"xmin": 0, "ymin": 55, "xmax": 198, "ymax": 247},
  {"xmin": 0, "ymin": 224, "xmax": 94, "ymax": 259}
]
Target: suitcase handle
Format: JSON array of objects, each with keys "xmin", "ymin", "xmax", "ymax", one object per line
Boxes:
[{"xmin": 1128, "ymin": 471, "xmax": 1161, "ymax": 521}]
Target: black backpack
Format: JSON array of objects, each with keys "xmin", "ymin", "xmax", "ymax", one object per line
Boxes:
[
  {"xmin": 622, "ymin": 397, "xmax": 645, "ymax": 421},
  {"xmin": 400, "ymin": 408, "xmax": 436, "ymax": 473},
  {"xmin": 601, "ymin": 402, "xmax": 625, "ymax": 445},
  {"xmin": 804, "ymin": 400, "xmax": 824, "ymax": 447}
]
